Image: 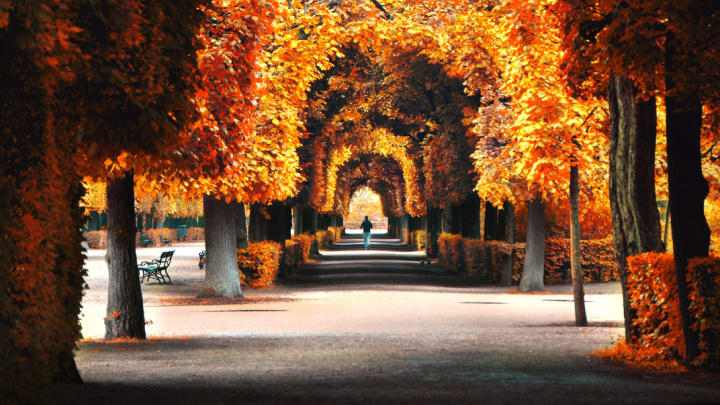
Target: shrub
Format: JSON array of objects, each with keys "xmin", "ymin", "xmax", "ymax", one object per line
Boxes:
[
  {"xmin": 596, "ymin": 253, "xmax": 720, "ymax": 371},
  {"xmin": 410, "ymin": 230, "xmax": 425, "ymax": 251},
  {"xmin": 462, "ymin": 239, "xmax": 485, "ymax": 277},
  {"xmin": 86, "ymin": 226, "xmax": 205, "ymax": 249},
  {"xmin": 144, "ymin": 228, "xmax": 178, "ymax": 245},
  {"xmin": 327, "ymin": 226, "xmax": 344, "ymax": 241},
  {"xmin": 292, "ymin": 233, "xmax": 314, "ymax": 262},
  {"xmin": 545, "ymin": 237, "xmax": 616, "ymax": 283},
  {"xmin": 237, "ymin": 241, "xmax": 282, "ymax": 289},
  {"xmin": 437, "ymin": 235, "xmax": 613, "ymax": 284},
  {"xmin": 438, "ymin": 233, "xmax": 452, "ymax": 268},
  {"xmin": 85, "ymin": 230, "xmax": 107, "ymax": 249},
  {"xmin": 686, "ymin": 257, "xmax": 720, "ymax": 370},
  {"xmin": 282, "ymin": 239, "xmax": 303, "ymax": 274},
  {"xmin": 438, "ymin": 233, "xmax": 463, "ymax": 272},
  {"xmin": 399, "ymin": 228, "xmax": 410, "ymax": 244},
  {"xmin": 316, "ymin": 230, "xmax": 334, "ymax": 249}
]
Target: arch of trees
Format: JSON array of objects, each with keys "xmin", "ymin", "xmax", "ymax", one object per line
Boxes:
[{"xmin": 3, "ymin": 0, "xmax": 720, "ymax": 397}]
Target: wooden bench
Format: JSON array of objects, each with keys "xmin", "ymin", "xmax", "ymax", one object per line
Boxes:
[
  {"xmin": 159, "ymin": 234, "xmax": 172, "ymax": 246},
  {"xmin": 140, "ymin": 233, "xmax": 154, "ymax": 247},
  {"xmin": 138, "ymin": 250, "xmax": 174, "ymax": 284}
]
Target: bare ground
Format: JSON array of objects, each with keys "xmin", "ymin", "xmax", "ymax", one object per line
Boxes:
[{"xmin": 41, "ymin": 236, "xmax": 720, "ymax": 404}]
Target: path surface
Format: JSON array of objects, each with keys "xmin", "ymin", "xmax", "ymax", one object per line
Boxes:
[{"xmin": 45, "ymin": 233, "xmax": 720, "ymax": 404}]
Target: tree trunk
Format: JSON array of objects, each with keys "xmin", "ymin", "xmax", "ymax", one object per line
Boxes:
[
  {"xmin": 483, "ymin": 201, "xmax": 498, "ymax": 240},
  {"xmin": 302, "ymin": 206, "xmax": 318, "ymax": 234},
  {"xmin": 399, "ymin": 215, "xmax": 409, "ymax": 244},
  {"xmin": 105, "ymin": 170, "xmax": 145, "ymax": 339},
  {"xmin": 441, "ymin": 205, "xmax": 460, "ymax": 234},
  {"xmin": 425, "ymin": 208, "xmax": 442, "ymax": 258},
  {"xmin": 234, "ymin": 202, "xmax": 248, "ymax": 249},
  {"xmin": 608, "ymin": 73, "xmax": 664, "ymax": 342},
  {"xmin": 54, "ymin": 180, "xmax": 86, "ymax": 383},
  {"xmin": 461, "ymin": 194, "xmax": 481, "ymax": 238},
  {"xmin": 665, "ymin": 31, "xmax": 708, "ymax": 362},
  {"xmin": 293, "ymin": 205, "xmax": 303, "ymax": 236},
  {"xmin": 496, "ymin": 206, "xmax": 507, "ymax": 241},
  {"xmin": 200, "ymin": 195, "xmax": 242, "ymax": 298},
  {"xmin": 268, "ymin": 202, "xmax": 292, "ymax": 243},
  {"xmin": 249, "ymin": 203, "xmax": 268, "ymax": 242},
  {"xmin": 570, "ymin": 166, "xmax": 588, "ymax": 326},
  {"xmin": 500, "ymin": 201, "xmax": 515, "ymax": 287},
  {"xmin": 519, "ymin": 199, "xmax": 545, "ymax": 292}
]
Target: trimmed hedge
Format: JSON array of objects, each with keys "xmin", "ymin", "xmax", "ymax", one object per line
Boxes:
[
  {"xmin": 596, "ymin": 253, "xmax": 720, "ymax": 371},
  {"xmin": 237, "ymin": 241, "xmax": 282, "ymax": 289},
  {"xmin": 437, "ymin": 233, "xmax": 615, "ymax": 284},
  {"xmin": 84, "ymin": 227, "xmax": 205, "ymax": 249},
  {"xmin": 292, "ymin": 233, "xmax": 315, "ymax": 262},
  {"xmin": 409, "ymin": 230, "xmax": 425, "ymax": 251}
]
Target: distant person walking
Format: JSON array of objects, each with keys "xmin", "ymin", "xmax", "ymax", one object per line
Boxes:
[{"xmin": 361, "ymin": 216, "xmax": 373, "ymax": 250}]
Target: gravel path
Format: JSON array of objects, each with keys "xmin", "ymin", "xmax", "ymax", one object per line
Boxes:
[{"xmin": 43, "ymin": 235, "xmax": 720, "ymax": 404}]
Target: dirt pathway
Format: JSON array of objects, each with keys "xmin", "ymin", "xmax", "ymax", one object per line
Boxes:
[{"xmin": 44, "ymin": 234, "xmax": 720, "ymax": 404}]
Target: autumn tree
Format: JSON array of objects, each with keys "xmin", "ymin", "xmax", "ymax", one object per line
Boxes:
[{"xmin": 558, "ymin": 0, "xmax": 720, "ymax": 360}]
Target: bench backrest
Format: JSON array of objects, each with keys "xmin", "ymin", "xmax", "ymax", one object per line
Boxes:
[
  {"xmin": 159, "ymin": 250, "xmax": 174, "ymax": 268},
  {"xmin": 141, "ymin": 233, "xmax": 151, "ymax": 240}
]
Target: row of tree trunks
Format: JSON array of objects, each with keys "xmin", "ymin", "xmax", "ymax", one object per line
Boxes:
[{"xmin": 607, "ymin": 74, "xmax": 664, "ymax": 341}]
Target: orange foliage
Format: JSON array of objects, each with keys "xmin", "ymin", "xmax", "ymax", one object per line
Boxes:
[
  {"xmin": 438, "ymin": 234, "xmax": 615, "ymax": 284},
  {"xmin": 598, "ymin": 253, "xmax": 720, "ymax": 371},
  {"xmin": 237, "ymin": 241, "xmax": 282, "ymax": 289}
]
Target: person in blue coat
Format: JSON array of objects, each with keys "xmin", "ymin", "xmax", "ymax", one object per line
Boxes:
[{"xmin": 361, "ymin": 216, "xmax": 373, "ymax": 249}]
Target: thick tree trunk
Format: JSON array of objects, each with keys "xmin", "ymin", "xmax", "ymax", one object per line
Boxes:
[
  {"xmin": 500, "ymin": 201, "xmax": 515, "ymax": 287},
  {"xmin": 301, "ymin": 206, "xmax": 318, "ymax": 234},
  {"xmin": 461, "ymin": 194, "xmax": 481, "ymax": 238},
  {"xmin": 200, "ymin": 195, "xmax": 242, "ymax": 298},
  {"xmin": 496, "ymin": 206, "xmax": 507, "ymax": 241},
  {"xmin": 425, "ymin": 208, "xmax": 442, "ymax": 258},
  {"xmin": 55, "ymin": 180, "xmax": 86, "ymax": 383},
  {"xmin": 570, "ymin": 166, "xmax": 588, "ymax": 326},
  {"xmin": 519, "ymin": 199, "xmax": 545, "ymax": 292},
  {"xmin": 608, "ymin": 74, "xmax": 664, "ymax": 342},
  {"xmin": 105, "ymin": 170, "xmax": 146, "ymax": 339},
  {"xmin": 441, "ymin": 205, "xmax": 460, "ymax": 234},
  {"xmin": 399, "ymin": 215, "xmax": 409, "ymax": 244},
  {"xmin": 666, "ymin": 32, "xmax": 708, "ymax": 362},
  {"xmin": 483, "ymin": 201, "xmax": 498, "ymax": 240},
  {"xmin": 268, "ymin": 202, "xmax": 292, "ymax": 243},
  {"xmin": 292, "ymin": 205, "xmax": 303, "ymax": 236},
  {"xmin": 234, "ymin": 202, "xmax": 248, "ymax": 249},
  {"xmin": 249, "ymin": 203, "xmax": 269, "ymax": 242}
]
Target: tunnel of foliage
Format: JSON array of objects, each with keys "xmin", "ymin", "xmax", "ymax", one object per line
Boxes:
[{"xmin": 2, "ymin": 0, "xmax": 720, "ymax": 399}]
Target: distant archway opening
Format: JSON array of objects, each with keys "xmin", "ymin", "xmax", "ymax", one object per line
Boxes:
[{"xmin": 345, "ymin": 186, "xmax": 387, "ymax": 231}]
